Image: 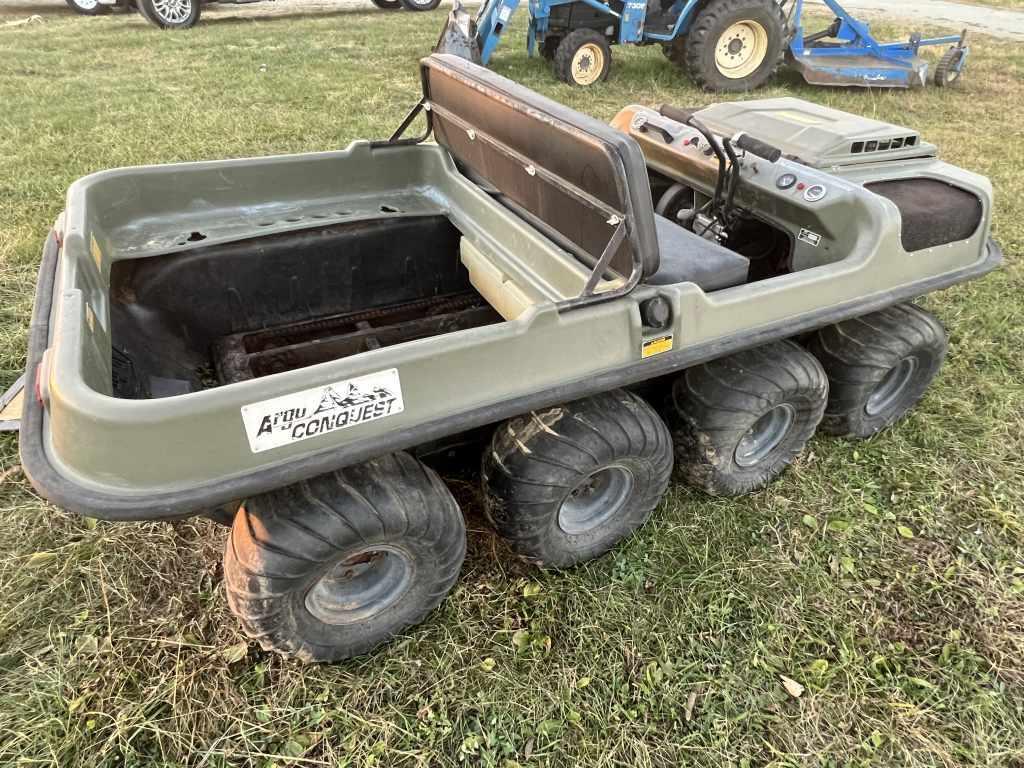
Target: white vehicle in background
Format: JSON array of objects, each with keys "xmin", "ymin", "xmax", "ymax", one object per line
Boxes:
[{"xmin": 66, "ymin": 0, "xmax": 440, "ymax": 30}]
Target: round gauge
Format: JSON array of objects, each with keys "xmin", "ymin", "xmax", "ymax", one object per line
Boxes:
[
  {"xmin": 776, "ymin": 173, "xmax": 797, "ymax": 190},
  {"xmin": 804, "ymin": 184, "xmax": 828, "ymax": 203}
]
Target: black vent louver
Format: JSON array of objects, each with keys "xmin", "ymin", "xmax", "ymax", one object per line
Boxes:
[{"xmin": 851, "ymin": 135, "xmax": 918, "ymax": 155}]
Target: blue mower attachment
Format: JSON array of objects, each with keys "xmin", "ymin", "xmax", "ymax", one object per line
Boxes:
[{"xmin": 787, "ymin": 0, "xmax": 969, "ymax": 88}]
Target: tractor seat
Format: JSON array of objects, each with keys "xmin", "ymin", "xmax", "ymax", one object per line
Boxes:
[{"xmin": 646, "ymin": 214, "xmax": 750, "ymax": 290}]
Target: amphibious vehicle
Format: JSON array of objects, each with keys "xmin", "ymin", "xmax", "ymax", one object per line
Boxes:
[{"xmin": 19, "ymin": 54, "xmax": 1000, "ymax": 661}]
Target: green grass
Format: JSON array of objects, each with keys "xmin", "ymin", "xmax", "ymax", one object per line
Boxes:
[{"xmin": 1, "ymin": 5, "xmax": 1023, "ymax": 767}]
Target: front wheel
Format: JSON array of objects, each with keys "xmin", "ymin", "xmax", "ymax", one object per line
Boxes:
[
  {"xmin": 553, "ymin": 29, "xmax": 612, "ymax": 86},
  {"xmin": 137, "ymin": 0, "xmax": 200, "ymax": 28},
  {"xmin": 65, "ymin": 0, "xmax": 109, "ymax": 15},
  {"xmin": 223, "ymin": 453, "xmax": 466, "ymax": 662},
  {"xmin": 399, "ymin": 0, "xmax": 442, "ymax": 11},
  {"xmin": 671, "ymin": 0, "xmax": 787, "ymax": 92}
]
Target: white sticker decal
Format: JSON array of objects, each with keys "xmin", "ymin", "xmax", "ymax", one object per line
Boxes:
[
  {"xmin": 798, "ymin": 228, "xmax": 822, "ymax": 247},
  {"xmin": 241, "ymin": 368, "xmax": 404, "ymax": 453}
]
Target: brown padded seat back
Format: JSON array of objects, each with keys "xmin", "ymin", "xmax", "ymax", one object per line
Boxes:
[{"xmin": 422, "ymin": 54, "xmax": 660, "ymax": 280}]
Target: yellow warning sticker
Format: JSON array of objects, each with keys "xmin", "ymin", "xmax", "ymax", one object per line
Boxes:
[
  {"xmin": 641, "ymin": 334, "xmax": 673, "ymax": 359},
  {"xmin": 90, "ymin": 234, "xmax": 103, "ymax": 271}
]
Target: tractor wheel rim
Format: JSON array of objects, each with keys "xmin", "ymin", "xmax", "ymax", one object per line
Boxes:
[
  {"xmin": 571, "ymin": 43, "xmax": 605, "ymax": 85},
  {"xmin": 715, "ymin": 20, "xmax": 769, "ymax": 79},
  {"xmin": 734, "ymin": 403, "xmax": 795, "ymax": 468},
  {"xmin": 558, "ymin": 465, "xmax": 634, "ymax": 534},
  {"xmin": 152, "ymin": 0, "xmax": 191, "ymax": 22},
  {"xmin": 866, "ymin": 357, "xmax": 918, "ymax": 417},
  {"xmin": 305, "ymin": 545, "xmax": 414, "ymax": 625}
]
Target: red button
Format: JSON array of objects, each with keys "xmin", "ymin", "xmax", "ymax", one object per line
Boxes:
[{"xmin": 796, "ymin": 182, "xmax": 806, "ymax": 191}]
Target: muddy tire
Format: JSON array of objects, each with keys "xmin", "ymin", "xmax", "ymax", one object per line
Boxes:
[
  {"xmin": 481, "ymin": 390, "xmax": 673, "ymax": 568},
  {"xmin": 223, "ymin": 453, "xmax": 466, "ymax": 663},
  {"xmin": 806, "ymin": 304, "xmax": 948, "ymax": 438},
  {"xmin": 667, "ymin": 340, "xmax": 827, "ymax": 496},
  {"xmin": 668, "ymin": 0, "xmax": 787, "ymax": 92},
  {"xmin": 553, "ymin": 29, "xmax": 612, "ymax": 86}
]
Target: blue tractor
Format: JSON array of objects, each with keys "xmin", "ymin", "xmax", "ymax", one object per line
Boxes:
[{"xmin": 438, "ymin": 0, "xmax": 969, "ymax": 91}]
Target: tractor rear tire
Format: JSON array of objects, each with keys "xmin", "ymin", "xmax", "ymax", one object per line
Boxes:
[
  {"xmin": 667, "ymin": 340, "xmax": 828, "ymax": 496},
  {"xmin": 669, "ymin": 0, "xmax": 787, "ymax": 92},
  {"xmin": 553, "ymin": 29, "xmax": 612, "ymax": 86},
  {"xmin": 481, "ymin": 390, "xmax": 673, "ymax": 568},
  {"xmin": 223, "ymin": 453, "xmax": 466, "ymax": 663},
  {"xmin": 806, "ymin": 304, "xmax": 948, "ymax": 438}
]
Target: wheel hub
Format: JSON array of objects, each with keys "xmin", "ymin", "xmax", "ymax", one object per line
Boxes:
[
  {"xmin": 305, "ymin": 545, "xmax": 413, "ymax": 625},
  {"xmin": 558, "ymin": 465, "xmax": 634, "ymax": 535},
  {"xmin": 734, "ymin": 403, "xmax": 795, "ymax": 468},
  {"xmin": 152, "ymin": 0, "xmax": 192, "ymax": 22},
  {"xmin": 715, "ymin": 20, "xmax": 769, "ymax": 79},
  {"xmin": 866, "ymin": 357, "xmax": 918, "ymax": 417},
  {"xmin": 571, "ymin": 43, "xmax": 605, "ymax": 85}
]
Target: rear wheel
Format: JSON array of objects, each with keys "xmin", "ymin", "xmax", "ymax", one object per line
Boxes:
[
  {"xmin": 669, "ymin": 0, "xmax": 787, "ymax": 92},
  {"xmin": 65, "ymin": 0, "xmax": 109, "ymax": 15},
  {"xmin": 806, "ymin": 304, "xmax": 948, "ymax": 438},
  {"xmin": 370, "ymin": 0, "xmax": 402, "ymax": 9},
  {"xmin": 137, "ymin": 0, "xmax": 200, "ymax": 28},
  {"xmin": 223, "ymin": 453, "xmax": 466, "ymax": 662},
  {"xmin": 482, "ymin": 390, "xmax": 673, "ymax": 568},
  {"xmin": 553, "ymin": 29, "xmax": 612, "ymax": 86},
  {"xmin": 667, "ymin": 340, "xmax": 828, "ymax": 496}
]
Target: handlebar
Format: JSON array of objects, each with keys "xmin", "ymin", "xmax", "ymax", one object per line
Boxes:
[{"xmin": 733, "ymin": 132, "xmax": 782, "ymax": 163}]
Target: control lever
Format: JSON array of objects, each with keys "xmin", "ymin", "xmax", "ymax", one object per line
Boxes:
[
  {"xmin": 733, "ymin": 132, "xmax": 783, "ymax": 163},
  {"xmin": 657, "ymin": 104, "xmax": 698, "ymax": 125}
]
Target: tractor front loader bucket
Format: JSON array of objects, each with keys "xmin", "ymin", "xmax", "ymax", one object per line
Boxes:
[{"xmin": 435, "ymin": 0, "xmax": 482, "ymax": 63}]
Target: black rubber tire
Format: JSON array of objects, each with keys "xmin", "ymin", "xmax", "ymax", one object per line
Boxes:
[
  {"xmin": 806, "ymin": 304, "xmax": 948, "ymax": 439},
  {"xmin": 137, "ymin": 0, "xmax": 200, "ymax": 28},
  {"xmin": 553, "ymin": 29, "xmax": 612, "ymax": 86},
  {"xmin": 223, "ymin": 452, "xmax": 466, "ymax": 663},
  {"xmin": 667, "ymin": 340, "xmax": 828, "ymax": 496},
  {"xmin": 481, "ymin": 390, "xmax": 673, "ymax": 568},
  {"xmin": 370, "ymin": 0, "xmax": 402, "ymax": 9},
  {"xmin": 399, "ymin": 0, "xmax": 441, "ymax": 11},
  {"xmin": 934, "ymin": 47, "xmax": 965, "ymax": 87},
  {"xmin": 540, "ymin": 36, "xmax": 562, "ymax": 61},
  {"xmin": 65, "ymin": 0, "xmax": 109, "ymax": 15},
  {"xmin": 668, "ymin": 0, "xmax": 787, "ymax": 92}
]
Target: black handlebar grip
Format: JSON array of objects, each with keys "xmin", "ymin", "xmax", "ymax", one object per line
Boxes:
[
  {"xmin": 658, "ymin": 104, "xmax": 698, "ymax": 125},
  {"xmin": 734, "ymin": 133, "xmax": 782, "ymax": 163}
]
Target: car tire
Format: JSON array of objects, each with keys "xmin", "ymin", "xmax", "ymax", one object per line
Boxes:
[
  {"xmin": 65, "ymin": 0, "xmax": 109, "ymax": 16},
  {"xmin": 668, "ymin": 0, "xmax": 787, "ymax": 92},
  {"xmin": 667, "ymin": 340, "xmax": 827, "ymax": 496},
  {"xmin": 481, "ymin": 390, "xmax": 673, "ymax": 568},
  {"xmin": 806, "ymin": 304, "xmax": 948, "ymax": 438},
  {"xmin": 399, "ymin": 0, "xmax": 442, "ymax": 11},
  {"xmin": 370, "ymin": 0, "xmax": 402, "ymax": 8},
  {"xmin": 553, "ymin": 29, "xmax": 612, "ymax": 86},
  {"xmin": 137, "ymin": 0, "xmax": 200, "ymax": 28},
  {"xmin": 223, "ymin": 452, "xmax": 466, "ymax": 663}
]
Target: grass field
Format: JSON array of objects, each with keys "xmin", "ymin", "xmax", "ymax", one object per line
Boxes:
[{"xmin": 1, "ymin": 4, "xmax": 1023, "ymax": 766}]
